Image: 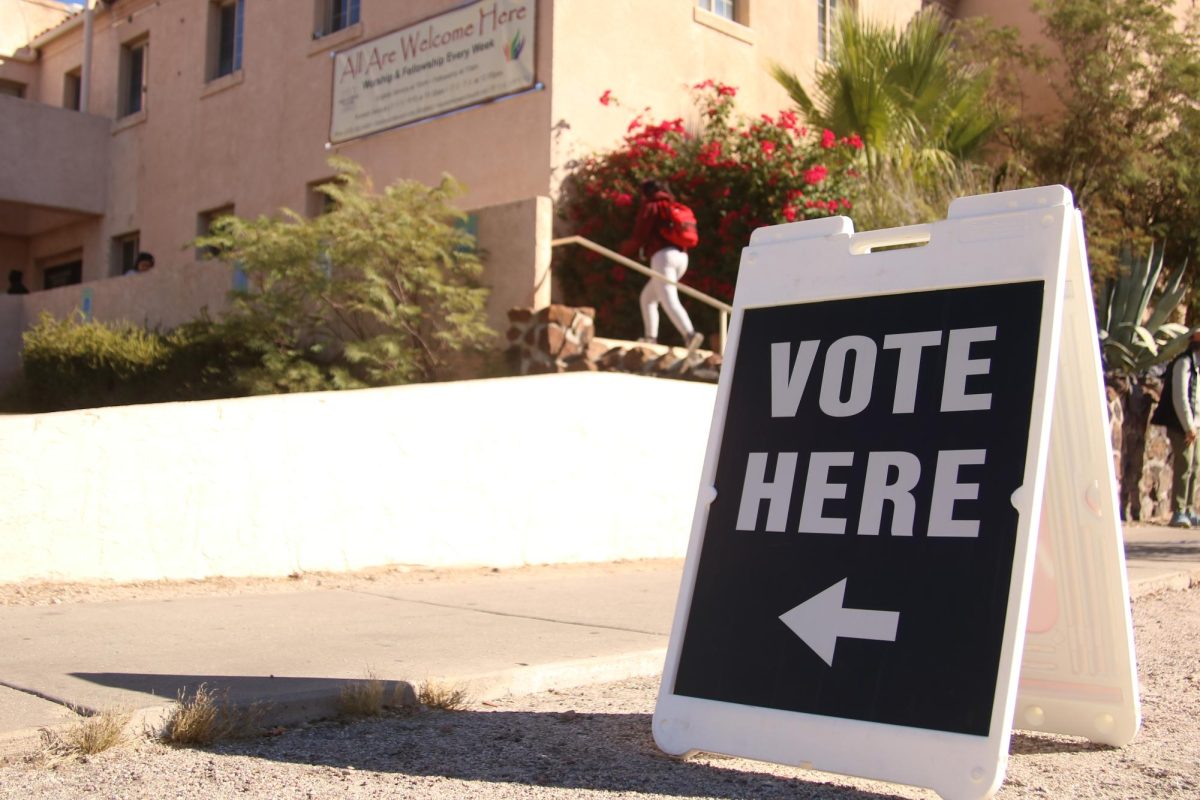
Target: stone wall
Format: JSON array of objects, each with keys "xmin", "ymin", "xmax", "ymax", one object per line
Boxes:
[
  {"xmin": 505, "ymin": 305, "xmax": 722, "ymax": 382},
  {"xmin": 1139, "ymin": 424, "xmax": 1172, "ymax": 521},
  {"xmin": 1110, "ymin": 375, "xmax": 1172, "ymax": 522},
  {"xmin": 505, "ymin": 305, "xmax": 601, "ymax": 375}
]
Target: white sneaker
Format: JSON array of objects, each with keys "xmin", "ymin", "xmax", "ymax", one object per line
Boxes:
[
  {"xmin": 637, "ymin": 336, "xmax": 657, "ymax": 345},
  {"xmin": 686, "ymin": 332, "xmax": 704, "ymax": 353}
]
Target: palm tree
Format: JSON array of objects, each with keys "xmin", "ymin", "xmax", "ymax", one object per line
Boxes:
[{"xmin": 771, "ymin": 6, "xmax": 1000, "ymax": 227}]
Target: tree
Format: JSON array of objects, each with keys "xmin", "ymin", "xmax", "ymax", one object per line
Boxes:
[
  {"xmin": 974, "ymin": 0, "xmax": 1200, "ymax": 519},
  {"xmin": 774, "ymin": 6, "xmax": 996, "ymax": 165},
  {"xmin": 197, "ymin": 158, "xmax": 493, "ymax": 394},
  {"xmin": 770, "ymin": 6, "xmax": 1001, "ymax": 230},
  {"xmin": 1008, "ymin": 0, "xmax": 1200, "ymax": 280}
]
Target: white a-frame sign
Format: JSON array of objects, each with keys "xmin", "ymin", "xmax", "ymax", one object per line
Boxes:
[{"xmin": 654, "ymin": 186, "xmax": 1140, "ymax": 800}]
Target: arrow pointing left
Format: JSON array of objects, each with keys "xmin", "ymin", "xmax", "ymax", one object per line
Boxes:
[{"xmin": 779, "ymin": 578, "xmax": 900, "ymax": 666}]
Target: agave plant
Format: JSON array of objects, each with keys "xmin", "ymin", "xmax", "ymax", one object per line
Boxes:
[{"xmin": 1097, "ymin": 241, "xmax": 1191, "ymax": 377}]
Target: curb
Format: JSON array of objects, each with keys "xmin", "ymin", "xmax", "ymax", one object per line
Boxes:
[
  {"xmin": 4, "ymin": 565, "xmax": 1196, "ymax": 760},
  {"xmin": 1127, "ymin": 565, "xmax": 1200, "ymax": 599},
  {"xmin": 0, "ymin": 649, "xmax": 668, "ymax": 759}
]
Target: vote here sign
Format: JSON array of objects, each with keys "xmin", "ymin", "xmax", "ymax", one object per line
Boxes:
[{"xmin": 672, "ymin": 280, "xmax": 1043, "ymax": 736}]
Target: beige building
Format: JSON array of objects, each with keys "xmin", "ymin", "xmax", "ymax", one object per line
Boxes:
[
  {"xmin": 0, "ymin": 0, "xmax": 73, "ymax": 59},
  {"xmin": 0, "ymin": 0, "xmax": 929, "ymax": 387}
]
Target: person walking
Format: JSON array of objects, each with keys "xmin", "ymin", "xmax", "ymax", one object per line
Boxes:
[
  {"xmin": 621, "ymin": 180, "xmax": 704, "ymax": 353},
  {"xmin": 1151, "ymin": 329, "xmax": 1200, "ymax": 527}
]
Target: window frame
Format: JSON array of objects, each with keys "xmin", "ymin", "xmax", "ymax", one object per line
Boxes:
[
  {"xmin": 40, "ymin": 258, "xmax": 83, "ymax": 290},
  {"xmin": 208, "ymin": 0, "xmax": 245, "ymax": 81},
  {"xmin": 63, "ymin": 68, "xmax": 82, "ymax": 110},
  {"xmin": 315, "ymin": 0, "xmax": 360, "ymax": 38},
  {"xmin": 818, "ymin": 0, "xmax": 839, "ymax": 63},
  {"xmin": 697, "ymin": 0, "xmax": 736, "ymax": 22},
  {"xmin": 0, "ymin": 79, "xmax": 26, "ymax": 98},
  {"xmin": 119, "ymin": 37, "xmax": 148, "ymax": 117},
  {"xmin": 306, "ymin": 178, "xmax": 338, "ymax": 218},
  {"xmin": 693, "ymin": 0, "xmax": 752, "ymax": 38},
  {"xmin": 196, "ymin": 204, "xmax": 236, "ymax": 260},
  {"xmin": 112, "ymin": 231, "xmax": 140, "ymax": 276}
]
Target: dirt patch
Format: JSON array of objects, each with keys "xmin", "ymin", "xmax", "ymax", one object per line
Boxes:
[{"xmin": 0, "ymin": 559, "xmax": 683, "ymax": 607}]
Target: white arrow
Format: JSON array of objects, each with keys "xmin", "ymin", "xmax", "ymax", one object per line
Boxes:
[{"xmin": 779, "ymin": 578, "xmax": 900, "ymax": 667}]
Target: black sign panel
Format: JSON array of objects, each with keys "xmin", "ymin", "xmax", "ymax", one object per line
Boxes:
[{"xmin": 673, "ymin": 281, "xmax": 1044, "ymax": 736}]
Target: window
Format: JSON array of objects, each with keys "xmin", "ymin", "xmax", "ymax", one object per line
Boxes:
[
  {"xmin": 196, "ymin": 205, "xmax": 235, "ymax": 259},
  {"xmin": 818, "ymin": 0, "xmax": 838, "ymax": 62},
  {"xmin": 112, "ymin": 232, "xmax": 140, "ymax": 276},
  {"xmin": 63, "ymin": 69, "xmax": 82, "ymax": 110},
  {"xmin": 697, "ymin": 0, "xmax": 735, "ymax": 20},
  {"xmin": 42, "ymin": 260, "xmax": 82, "ymax": 289},
  {"xmin": 198, "ymin": 204, "xmax": 246, "ymax": 289},
  {"xmin": 316, "ymin": 0, "xmax": 359, "ymax": 37},
  {"xmin": 303, "ymin": 183, "xmax": 336, "ymax": 277},
  {"xmin": 208, "ymin": 0, "xmax": 244, "ymax": 80},
  {"xmin": 306, "ymin": 178, "xmax": 337, "ymax": 217},
  {"xmin": 0, "ymin": 79, "xmax": 25, "ymax": 98},
  {"xmin": 119, "ymin": 38, "xmax": 148, "ymax": 116}
]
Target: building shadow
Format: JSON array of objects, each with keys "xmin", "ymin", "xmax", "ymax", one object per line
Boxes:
[
  {"xmin": 217, "ymin": 708, "xmax": 916, "ymax": 800},
  {"xmin": 70, "ymin": 671, "xmax": 358, "ymax": 707}
]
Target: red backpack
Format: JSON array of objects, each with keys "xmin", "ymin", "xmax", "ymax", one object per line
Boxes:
[{"xmin": 657, "ymin": 200, "xmax": 699, "ymax": 250}]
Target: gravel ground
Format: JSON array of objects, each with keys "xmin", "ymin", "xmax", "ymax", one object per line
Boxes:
[{"xmin": 1, "ymin": 586, "xmax": 1197, "ymax": 799}]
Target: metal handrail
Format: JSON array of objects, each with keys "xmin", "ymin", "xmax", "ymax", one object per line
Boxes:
[{"xmin": 550, "ymin": 235, "xmax": 730, "ymax": 355}]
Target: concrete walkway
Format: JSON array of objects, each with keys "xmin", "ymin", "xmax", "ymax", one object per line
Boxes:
[{"xmin": 1, "ymin": 524, "xmax": 1197, "ymax": 755}]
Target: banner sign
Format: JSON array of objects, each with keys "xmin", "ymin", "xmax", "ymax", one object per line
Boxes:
[
  {"xmin": 653, "ymin": 187, "xmax": 1140, "ymax": 800},
  {"xmin": 673, "ymin": 281, "xmax": 1044, "ymax": 737},
  {"xmin": 330, "ymin": 0, "xmax": 536, "ymax": 143}
]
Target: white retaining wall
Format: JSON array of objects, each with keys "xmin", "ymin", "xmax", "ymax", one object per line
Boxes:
[{"xmin": 0, "ymin": 373, "xmax": 715, "ymax": 584}]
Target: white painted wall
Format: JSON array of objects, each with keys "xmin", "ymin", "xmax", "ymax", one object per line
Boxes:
[{"xmin": 0, "ymin": 373, "xmax": 716, "ymax": 583}]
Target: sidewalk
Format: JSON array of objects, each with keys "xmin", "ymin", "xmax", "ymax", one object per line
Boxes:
[{"xmin": 1, "ymin": 525, "xmax": 1197, "ymax": 756}]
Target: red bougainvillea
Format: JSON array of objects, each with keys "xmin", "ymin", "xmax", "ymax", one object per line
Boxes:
[{"xmin": 557, "ymin": 82, "xmax": 861, "ymax": 341}]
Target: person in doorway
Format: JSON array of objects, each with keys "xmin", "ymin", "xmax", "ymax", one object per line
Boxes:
[
  {"xmin": 621, "ymin": 180, "xmax": 704, "ymax": 353},
  {"xmin": 1151, "ymin": 328, "xmax": 1200, "ymax": 527},
  {"xmin": 125, "ymin": 251, "xmax": 155, "ymax": 275},
  {"xmin": 6, "ymin": 270, "xmax": 29, "ymax": 294}
]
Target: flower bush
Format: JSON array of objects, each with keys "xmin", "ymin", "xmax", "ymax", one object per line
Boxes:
[{"xmin": 556, "ymin": 81, "xmax": 862, "ymax": 341}]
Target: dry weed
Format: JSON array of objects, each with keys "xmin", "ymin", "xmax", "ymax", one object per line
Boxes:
[
  {"xmin": 337, "ymin": 673, "xmax": 386, "ymax": 718},
  {"xmin": 40, "ymin": 706, "xmax": 131, "ymax": 757},
  {"xmin": 417, "ymin": 680, "xmax": 470, "ymax": 711},
  {"xmin": 159, "ymin": 684, "xmax": 265, "ymax": 746}
]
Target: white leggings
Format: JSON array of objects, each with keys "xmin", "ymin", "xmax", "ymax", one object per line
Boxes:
[{"xmin": 640, "ymin": 247, "xmax": 695, "ymax": 341}]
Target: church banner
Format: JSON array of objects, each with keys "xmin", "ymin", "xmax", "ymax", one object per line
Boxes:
[{"xmin": 330, "ymin": 0, "xmax": 536, "ymax": 143}]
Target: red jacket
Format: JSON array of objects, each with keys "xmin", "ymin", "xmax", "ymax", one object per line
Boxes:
[{"xmin": 622, "ymin": 191, "xmax": 677, "ymax": 258}]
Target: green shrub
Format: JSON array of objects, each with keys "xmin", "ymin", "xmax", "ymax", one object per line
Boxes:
[
  {"xmin": 16, "ymin": 313, "xmax": 252, "ymax": 412},
  {"xmin": 194, "ymin": 157, "xmax": 493, "ymax": 393},
  {"xmin": 14, "ymin": 158, "xmax": 493, "ymax": 411},
  {"xmin": 21, "ymin": 313, "xmax": 172, "ymax": 410},
  {"xmin": 157, "ymin": 316, "xmax": 259, "ymax": 402}
]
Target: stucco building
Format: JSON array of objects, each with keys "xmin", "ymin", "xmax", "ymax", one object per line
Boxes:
[
  {"xmin": 0, "ymin": 0, "xmax": 931, "ymax": 387},
  {"xmin": 0, "ymin": 0, "xmax": 73, "ymax": 61}
]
